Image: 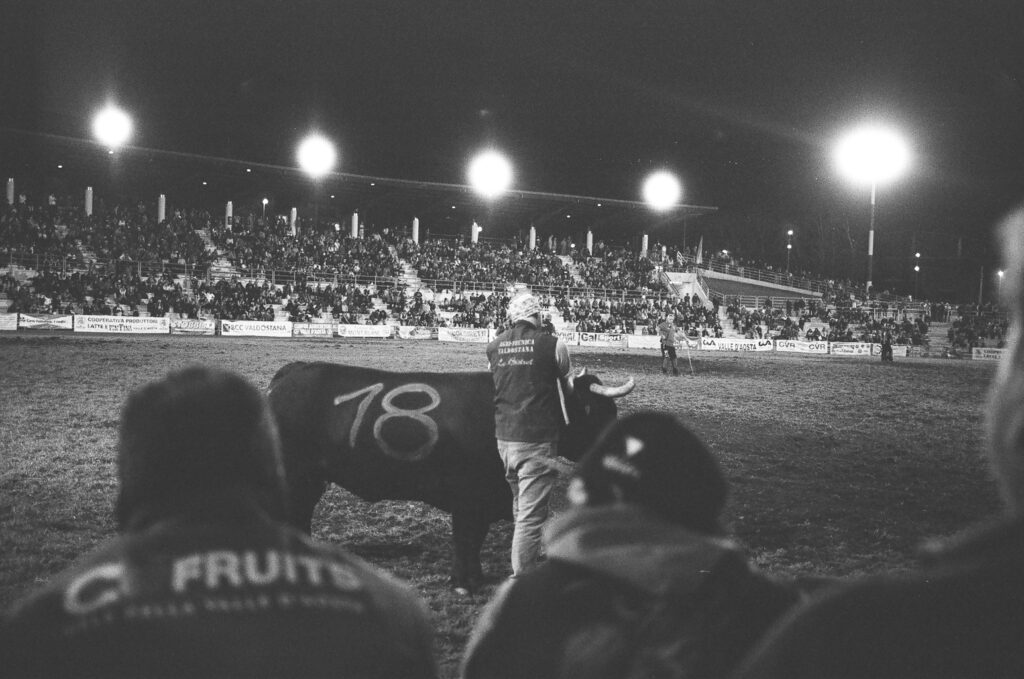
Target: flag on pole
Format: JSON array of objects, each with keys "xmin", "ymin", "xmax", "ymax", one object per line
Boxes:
[{"xmin": 695, "ymin": 236, "xmax": 703, "ymax": 265}]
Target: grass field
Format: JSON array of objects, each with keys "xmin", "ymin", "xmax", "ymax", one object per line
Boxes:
[{"xmin": 0, "ymin": 334, "xmax": 1003, "ymax": 677}]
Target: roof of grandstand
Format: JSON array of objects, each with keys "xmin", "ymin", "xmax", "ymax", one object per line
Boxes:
[{"xmin": 4, "ymin": 129, "xmax": 717, "ymax": 242}]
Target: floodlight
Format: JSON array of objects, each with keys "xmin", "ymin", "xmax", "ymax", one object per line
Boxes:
[
  {"xmin": 297, "ymin": 134, "xmax": 337, "ymax": 179},
  {"xmin": 835, "ymin": 125, "xmax": 910, "ymax": 187},
  {"xmin": 468, "ymin": 150, "xmax": 513, "ymax": 199},
  {"xmin": 92, "ymin": 105, "xmax": 132, "ymax": 149},
  {"xmin": 642, "ymin": 170, "xmax": 682, "ymax": 211}
]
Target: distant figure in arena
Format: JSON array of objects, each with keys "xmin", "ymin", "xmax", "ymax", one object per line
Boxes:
[
  {"xmin": 735, "ymin": 205, "xmax": 1024, "ymax": 678},
  {"xmin": 462, "ymin": 412, "xmax": 801, "ymax": 679},
  {"xmin": 657, "ymin": 311, "xmax": 681, "ymax": 375},
  {"xmin": 0, "ymin": 366, "xmax": 437, "ymax": 679},
  {"xmin": 487, "ymin": 290, "xmax": 574, "ymax": 577}
]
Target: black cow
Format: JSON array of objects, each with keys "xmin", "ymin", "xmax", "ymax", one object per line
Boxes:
[{"xmin": 267, "ymin": 361, "xmax": 633, "ymax": 592}]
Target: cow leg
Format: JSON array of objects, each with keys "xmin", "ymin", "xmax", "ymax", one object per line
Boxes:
[
  {"xmin": 287, "ymin": 472, "xmax": 328, "ymax": 534},
  {"xmin": 450, "ymin": 508, "xmax": 490, "ymax": 593}
]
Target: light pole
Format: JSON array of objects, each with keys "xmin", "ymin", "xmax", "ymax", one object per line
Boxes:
[
  {"xmin": 786, "ymin": 229, "xmax": 794, "ymax": 274},
  {"xmin": 297, "ymin": 134, "xmax": 337, "ymax": 233},
  {"xmin": 835, "ymin": 125, "xmax": 911, "ymax": 296},
  {"xmin": 998, "ymin": 269, "xmax": 1005, "ymax": 299},
  {"xmin": 262, "ymin": 197, "xmax": 268, "ymax": 220},
  {"xmin": 914, "ymin": 252, "xmax": 921, "ymax": 299}
]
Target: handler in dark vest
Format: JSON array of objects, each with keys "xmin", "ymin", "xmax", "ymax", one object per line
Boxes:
[
  {"xmin": 487, "ymin": 290, "xmax": 574, "ymax": 577},
  {"xmin": 0, "ymin": 366, "xmax": 437, "ymax": 679}
]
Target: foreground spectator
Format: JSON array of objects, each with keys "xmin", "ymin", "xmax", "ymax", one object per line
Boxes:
[
  {"xmin": 0, "ymin": 366, "xmax": 437, "ymax": 679},
  {"xmin": 735, "ymin": 206, "xmax": 1024, "ymax": 678},
  {"xmin": 462, "ymin": 412, "xmax": 800, "ymax": 679}
]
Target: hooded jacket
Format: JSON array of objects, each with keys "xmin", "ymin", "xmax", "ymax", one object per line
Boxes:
[{"xmin": 462, "ymin": 504, "xmax": 799, "ymax": 679}]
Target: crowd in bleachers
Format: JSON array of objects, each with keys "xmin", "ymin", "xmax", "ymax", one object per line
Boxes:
[
  {"xmin": 947, "ymin": 306, "xmax": 1009, "ymax": 350},
  {"xmin": 0, "ymin": 196, "xmax": 968, "ymax": 348}
]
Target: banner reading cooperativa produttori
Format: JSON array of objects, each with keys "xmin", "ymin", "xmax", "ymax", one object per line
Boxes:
[{"xmin": 74, "ymin": 315, "xmax": 170, "ymax": 334}]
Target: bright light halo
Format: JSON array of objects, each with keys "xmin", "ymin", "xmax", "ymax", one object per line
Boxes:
[
  {"xmin": 642, "ymin": 170, "xmax": 682, "ymax": 211},
  {"xmin": 92, "ymin": 105, "xmax": 133, "ymax": 149},
  {"xmin": 297, "ymin": 134, "xmax": 337, "ymax": 179},
  {"xmin": 468, "ymin": 150, "xmax": 513, "ymax": 199},
  {"xmin": 835, "ymin": 125, "xmax": 910, "ymax": 186}
]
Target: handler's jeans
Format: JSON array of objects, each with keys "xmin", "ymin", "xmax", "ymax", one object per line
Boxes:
[{"xmin": 497, "ymin": 439, "xmax": 558, "ymax": 576}]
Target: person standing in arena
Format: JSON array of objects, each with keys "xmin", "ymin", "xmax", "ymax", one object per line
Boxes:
[
  {"xmin": 462, "ymin": 412, "xmax": 802, "ymax": 679},
  {"xmin": 657, "ymin": 311, "xmax": 681, "ymax": 375},
  {"xmin": 0, "ymin": 366, "xmax": 437, "ymax": 679},
  {"xmin": 487, "ymin": 290, "xmax": 574, "ymax": 577},
  {"xmin": 734, "ymin": 205, "xmax": 1024, "ymax": 678}
]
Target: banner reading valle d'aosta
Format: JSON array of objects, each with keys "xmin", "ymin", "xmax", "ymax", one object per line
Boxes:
[{"xmin": 700, "ymin": 337, "xmax": 773, "ymax": 352}]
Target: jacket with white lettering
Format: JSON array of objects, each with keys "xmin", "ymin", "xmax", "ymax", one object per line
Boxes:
[
  {"xmin": 0, "ymin": 495, "xmax": 437, "ymax": 679},
  {"xmin": 486, "ymin": 321, "xmax": 566, "ymax": 442}
]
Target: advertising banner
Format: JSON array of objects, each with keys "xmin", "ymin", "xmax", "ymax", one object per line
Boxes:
[
  {"xmin": 17, "ymin": 314, "xmax": 74, "ymax": 331},
  {"xmin": 293, "ymin": 322, "xmax": 335, "ymax": 338},
  {"xmin": 169, "ymin": 318, "xmax": 216, "ymax": 336},
  {"xmin": 74, "ymin": 315, "xmax": 171, "ymax": 334},
  {"xmin": 438, "ymin": 326, "xmax": 491, "ymax": 343},
  {"xmin": 0, "ymin": 313, "xmax": 17, "ymax": 331},
  {"xmin": 775, "ymin": 339, "xmax": 829, "ymax": 354},
  {"xmin": 220, "ymin": 320, "xmax": 293, "ymax": 337},
  {"xmin": 869, "ymin": 343, "xmax": 909, "ymax": 357},
  {"xmin": 555, "ymin": 330, "xmax": 578, "ymax": 345},
  {"xmin": 577, "ymin": 332, "xmax": 628, "ymax": 348},
  {"xmin": 626, "ymin": 334, "xmax": 661, "ymax": 350},
  {"xmin": 336, "ymin": 324, "xmax": 393, "ymax": 338},
  {"xmin": 397, "ymin": 326, "xmax": 437, "ymax": 340},
  {"xmin": 700, "ymin": 337, "xmax": 773, "ymax": 352},
  {"xmin": 829, "ymin": 342, "xmax": 873, "ymax": 356},
  {"xmin": 972, "ymin": 347, "xmax": 1007, "ymax": 361}
]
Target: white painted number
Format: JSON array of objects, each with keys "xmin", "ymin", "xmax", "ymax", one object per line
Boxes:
[{"xmin": 333, "ymin": 382, "xmax": 441, "ymax": 461}]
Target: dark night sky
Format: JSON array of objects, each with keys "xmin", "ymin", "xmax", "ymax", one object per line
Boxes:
[{"xmin": 2, "ymin": 1, "xmax": 1023, "ymax": 282}]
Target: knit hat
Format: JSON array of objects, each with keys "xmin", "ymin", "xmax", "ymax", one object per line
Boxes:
[
  {"xmin": 570, "ymin": 412, "xmax": 727, "ymax": 534},
  {"xmin": 507, "ymin": 290, "xmax": 542, "ymax": 323},
  {"xmin": 115, "ymin": 366, "xmax": 287, "ymax": 529}
]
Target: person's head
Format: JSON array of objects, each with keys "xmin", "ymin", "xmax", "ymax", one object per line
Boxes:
[
  {"xmin": 507, "ymin": 290, "xmax": 541, "ymax": 325},
  {"xmin": 568, "ymin": 411, "xmax": 728, "ymax": 534},
  {"xmin": 115, "ymin": 366, "xmax": 287, "ymax": 530},
  {"xmin": 987, "ymin": 205, "xmax": 1024, "ymax": 516}
]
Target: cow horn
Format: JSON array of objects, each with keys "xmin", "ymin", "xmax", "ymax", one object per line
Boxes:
[
  {"xmin": 589, "ymin": 377, "xmax": 635, "ymax": 398},
  {"xmin": 576, "ymin": 367, "xmax": 588, "ymax": 378}
]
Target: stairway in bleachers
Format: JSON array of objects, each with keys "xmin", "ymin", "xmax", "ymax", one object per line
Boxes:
[{"xmin": 196, "ymin": 229, "xmax": 239, "ymax": 279}]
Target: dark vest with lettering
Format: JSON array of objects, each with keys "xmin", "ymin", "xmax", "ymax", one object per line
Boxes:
[
  {"xmin": 0, "ymin": 504, "xmax": 436, "ymax": 679},
  {"xmin": 487, "ymin": 321, "xmax": 562, "ymax": 442}
]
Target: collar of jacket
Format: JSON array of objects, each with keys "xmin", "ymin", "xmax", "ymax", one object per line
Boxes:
[{"xmin": 544, "ymin": 503, "xmax": 740, "ymax": 596}]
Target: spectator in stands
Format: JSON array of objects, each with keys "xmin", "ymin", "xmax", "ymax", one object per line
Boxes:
[
  {"xmin": 462, "ymin": 412, "xmax": 802, "ymax": 679},
  {"xmin": 0, "ymin": 366, "xmax": 437, "ymax": 678},
  {"xmin": 735, "ymin": 205, "xmax": 1024, "ymax": 678}
]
